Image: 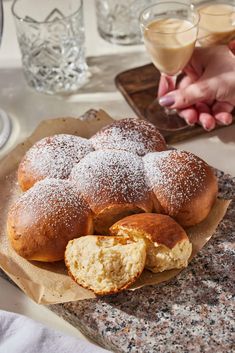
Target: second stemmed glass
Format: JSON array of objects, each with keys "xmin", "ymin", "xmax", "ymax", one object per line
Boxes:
[
  {"xmin": 140, "ymin": 2, "xmax": 200, "ymax": 130},
  {"xmin": 196, "ymin": 1, "xmax": 235, "ymax": 47}
]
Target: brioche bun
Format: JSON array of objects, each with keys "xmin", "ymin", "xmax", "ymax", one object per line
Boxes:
[
  {"xmin": 110, "ymin": 213, "xmax": 192, "ymax": 273},
  {"xmin": 144, "ymin": 150, "xmax": 218, "ymax": 226},
  {"xmin": 90, "ymin": 118, "xmax": 167, "ymax": 156},
  {"xmin": 18, "ymin": 134, "xmax": 93, "ymax": 191},
  {"xmin": 7, "ymin": 179, "xmax": 93, "ymax": 262},
  {"xmin": 70, "ymin": 150, "xmax": 153, "ymax": 234}
]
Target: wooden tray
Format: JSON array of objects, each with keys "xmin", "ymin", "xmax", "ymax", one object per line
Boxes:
[{"xmin": 115, "ymin": 63, "xmax": 235, "ymax": 144}]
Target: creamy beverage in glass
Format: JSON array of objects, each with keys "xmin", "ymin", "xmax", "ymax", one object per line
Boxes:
[
  {"xmin": 197, "ymin": 2, "xmax": 235, "ymax": 46},
  {"xmin": 144, "ymin": 18, "xmax": 198, "ymax": 76},
  {"xmin": 139, "ymin": 2, "xmax": 199, "ymax": 129}
]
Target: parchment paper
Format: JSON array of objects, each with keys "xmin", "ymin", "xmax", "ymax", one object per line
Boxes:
[{"xmin": 0, "ymin": 110, "xmax": 230, "ymax": 304}]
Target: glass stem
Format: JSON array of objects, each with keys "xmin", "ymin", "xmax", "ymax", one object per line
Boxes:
[{"xmin": 162, "ymin": 73, "xmax": 178, "ymax": 115}]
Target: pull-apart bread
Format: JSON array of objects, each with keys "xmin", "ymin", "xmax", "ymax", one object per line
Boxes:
[{"xmin": 8, "ymin": 118, "xmax": 218, "ymax": 268}]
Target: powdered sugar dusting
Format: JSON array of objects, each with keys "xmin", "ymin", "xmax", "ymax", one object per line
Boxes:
[
  {"xmin": 70, "ymin": 150, "xmax": 149, "ymax": 207},
  {"xmin": 20, "ymin": 134, "xmax": 93, "ymax": 180},
  {"xmin": 10, "ymin": 179, "xmax": 91, "ymax": 229},
  {"xmin": 90, "ymin": 119, "xmax": 166, "ymax": 156},
  {"xmin": 144, "ymin": 150, "xmax": 208, "ymax": 213}
]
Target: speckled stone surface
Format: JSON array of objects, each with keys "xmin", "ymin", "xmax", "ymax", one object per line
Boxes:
[{"xmin": 1, "ymin": 170, "xmax": 235, "ymax": 353}]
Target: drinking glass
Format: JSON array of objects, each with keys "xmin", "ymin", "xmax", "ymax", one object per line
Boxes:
[
  {"xmin": 96, "ymin": 0, "xmax": 155, "ymax": 45},
  {"xmin": 139, "ymin": 2, "xmax": 199, "ymax": 130},
  {"xmin": 0, "ymin": 0, "xmax": 11, "ymax": 149},
  {"xmin": 12, "ymin": 0, "xmax": 88, "ymax": 95},
  {"xmin": 193, "ymin": 0, "xmax": 235, "ymax": 47}
]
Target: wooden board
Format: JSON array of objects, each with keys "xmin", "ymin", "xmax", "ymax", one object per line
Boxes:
[{"xmin": 115, "ymin": 63, "xmax": 235, "ymax": 144}]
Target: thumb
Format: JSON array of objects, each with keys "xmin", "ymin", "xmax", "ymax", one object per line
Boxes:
[{"xmin": 159, "ymin": 80, "xmax": 214, "ymax": 109}]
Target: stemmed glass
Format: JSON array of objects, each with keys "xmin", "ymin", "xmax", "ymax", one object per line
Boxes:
[
  {"xmin": 0, "ymin": 0, "xmax": 11, "ymax": 149},
  {"xmin": 140, "ymin": 2, "xmax": 200, "ymax": 130},
  {"xmin": 196, "ymin": 0, "xmax": 235, "ymax": 47}
]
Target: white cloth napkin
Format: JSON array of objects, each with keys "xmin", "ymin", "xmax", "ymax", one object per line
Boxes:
[{"xmin": 0, "ymin": 310, "xmax": 111, "ymax": 353}]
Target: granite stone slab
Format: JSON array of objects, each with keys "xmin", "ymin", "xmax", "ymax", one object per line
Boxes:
[{"xmin": 1, "ymin": 170, "xmax": 234, "ymax": 353}]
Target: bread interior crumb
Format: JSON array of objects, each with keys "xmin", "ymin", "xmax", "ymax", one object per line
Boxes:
[{"xmin": 113, "ymin": 227, "xmax": 192, "ymax": 273}]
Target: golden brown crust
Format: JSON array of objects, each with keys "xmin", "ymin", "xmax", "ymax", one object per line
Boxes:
[
  {"xmin": 18, "ymin": 134, "xmax": 93, "ymax": 191},
  {"xmin": 18, "ymin": 165, "xmax": 42, "ymax": 192},
  {"xmin": 160, "ymin": 168, "xmax": 218, "ymax": 227},
  {"xmin": 93, "ymin": 205, "xmax": 149, "ymax": 235},
  {"xmin": 110, "ymin": 214, "xmax": 192, "ymax": 273},
  {"xmin": 144, "ymin": 150, "xmax": 218, "ymax": 227},
  {"xmin": 70, "ymin": 150, "xmax": 153, "ymax": 234},
  {"xmin": 174, "ymin": 171, "xmax": 218, "ymax": 226},
  {"xmin": 7, "ymin": 179, "xmax": 93, "ymax": 262},
  {"xmin": 110, "ymin": 213, "xmax": 188, "ymax": 249},
  {"xmin": 90, "ymin": 118, "xmax": 167, "ymax": 156}
]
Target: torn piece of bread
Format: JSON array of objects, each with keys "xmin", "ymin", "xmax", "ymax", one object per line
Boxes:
[
  {"xmin": 110, "ymin": 213, "xmax": 192, "ymax": 273},
  {"xmin": 65, "ymin": 236, "xmax": 146, "ymax": 295}
]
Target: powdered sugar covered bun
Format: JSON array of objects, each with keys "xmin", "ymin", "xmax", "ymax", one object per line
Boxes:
[
  {"xmin": 70, "ymin": 150, "xmax": 153, "ymax": 234},
  {"xmin": 18, "ymin": 134, "xmax": 93, "ymax": 191},
  {"xmin": 144, "ymin": 150, "xmax": 218, "ymax": 226},
  {"xmin": 7, "ymin": 179, "xmax": 93, "ymax": 262},
  {"xmin": 90, "ymin": 118, "xmax": 167, "ymax": 156}
]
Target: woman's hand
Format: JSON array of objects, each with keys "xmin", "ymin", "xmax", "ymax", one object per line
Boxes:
[{"xmin": 158, "ymin": 45, "xmax": 235, "ymax": 131}]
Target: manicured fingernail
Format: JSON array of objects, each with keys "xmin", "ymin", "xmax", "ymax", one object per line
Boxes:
[
  {"xmin": 222, "ymin": 116, "xmax": 233, "ymax": 125},
  {"xmin": 215, "ymin": 113, "xmax": 233, "ymax": 125},
  {"xmin": 223, "ymin": 116, "xmax": 232, "ymax": 125},
  {"xmin": 159, "ymin": 94, "xmax": 175, "ymax": 107},
  {"xmin": 204, "ymin": 126, "xmax": 214, "ymax": 131},
  {"xmin": 204, "ymin": 122, "xmax": 215, "ymax": 131},
  {"xmin": 185, "ymin": 119, "xmax": 195, "ymax": 126},
  {"xmin": 225, "ymin": 117, "xmax": 233, "ymax": 125}
]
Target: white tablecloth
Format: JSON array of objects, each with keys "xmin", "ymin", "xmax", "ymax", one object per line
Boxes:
[{"xmin": 0, "ymin": 310, "xmax": 111, "ymax": 353}]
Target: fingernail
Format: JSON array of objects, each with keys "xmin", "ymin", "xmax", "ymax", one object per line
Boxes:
[
  {"xmin": 185, "ymin": 119, "xmax": 195, "ymax": 126},
  {"xmin": 214, "ymin": 113, "xmax": 233, "ymax": 125},
  {"xmin": 159, "ymin": 94, "xmax": 175, "ymax": 107},
  {"xmin": 204, "ymin": 123, "xmax": 215, "ymax": 131},
  {"xmin": 219, "ymin": 117, "xmax": 233, "ymax": 125},
  {"xmin": 225, "ymin": 119, "xmax": 233, "ymax": 125},
  {"xmin": 204, "ymin": 126, "xmax": 214, "ymax": 131},
  {"xmin": 223, "ymin": 116, "xmax": 233, "ymax": 125}
]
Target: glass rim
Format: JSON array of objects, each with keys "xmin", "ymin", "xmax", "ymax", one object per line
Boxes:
[
  {"xmin": 198, "ymin": 4, "xmax": 235, "ymax": 16},
  {"xmin": 11, "ymin": 0, "xmax": 83, "ymax": 24},
  {"xmin": 139, "ymin": 2, "xmax": 200, "ymax": 35}
]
